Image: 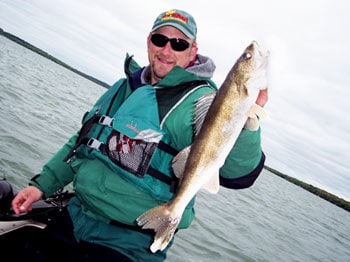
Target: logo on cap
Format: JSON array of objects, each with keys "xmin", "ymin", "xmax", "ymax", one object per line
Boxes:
[{"xmin": 161, "ymin": 10, "xmax": 188, "ymax": 24}]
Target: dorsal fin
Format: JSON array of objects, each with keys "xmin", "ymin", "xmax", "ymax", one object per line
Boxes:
[{"xmin": 193, "ymin": 92, "xmax": 216, "ymax": 136}]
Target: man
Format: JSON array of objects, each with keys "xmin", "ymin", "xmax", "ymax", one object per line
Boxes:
[{"xmin": 5, "ymin": 9, "xmax": 267, "ymax": 261}]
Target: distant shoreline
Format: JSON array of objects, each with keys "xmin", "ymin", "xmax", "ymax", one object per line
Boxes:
[
  {"xmin": 264, "ymin": 166, "xmax": 350, "ymax": 212},
  {"xmin": 0, "ymin": 28, "xmax": 110, "ymax": 88},
  {"xmin": 1, "ymin": 28, "xmax": 349, "ymax": 213}
]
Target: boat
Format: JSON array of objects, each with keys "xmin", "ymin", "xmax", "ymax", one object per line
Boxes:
[{"xmin": 0, "ymin": 178, "xmax": 74, "ymax": 236}]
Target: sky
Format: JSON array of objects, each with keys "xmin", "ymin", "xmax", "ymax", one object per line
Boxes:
[{"xmin": 1, "ymin": 0, "xmax": 349, "ymax": 201}]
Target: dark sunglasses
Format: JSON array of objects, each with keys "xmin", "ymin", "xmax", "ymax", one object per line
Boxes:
[{"xmin": 150, "ymin": 34, "xmax": 191, "ymax": 52}]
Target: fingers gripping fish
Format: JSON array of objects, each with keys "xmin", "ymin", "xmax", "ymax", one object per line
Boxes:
[{"xmin": 136, "ymin": 40, "xmax": 269, "ymax": 253}]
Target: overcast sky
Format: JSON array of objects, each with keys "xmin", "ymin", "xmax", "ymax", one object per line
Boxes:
[{"xmin": 1, "ymin": 0, "xmax": 349, "ymax": 200}]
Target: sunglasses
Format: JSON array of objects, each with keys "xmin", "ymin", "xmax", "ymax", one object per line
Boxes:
[{"xmin": 150, "ymin": 34, "xmax": 191, "ymax": 52}]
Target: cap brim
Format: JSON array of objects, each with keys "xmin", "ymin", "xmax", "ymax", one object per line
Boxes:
[{"xmin": 152, "ymin": 23, "xmax": 195, "ymax": 39}]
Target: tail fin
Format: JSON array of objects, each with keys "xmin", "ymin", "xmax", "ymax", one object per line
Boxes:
[{"xmin": 136, "ymin": 204, "xmax": 180, "ymax": 253}]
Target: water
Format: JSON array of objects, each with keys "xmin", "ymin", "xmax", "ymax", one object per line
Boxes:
[{"xmin": 1, "ymin": 35, "xmax": 349, "ymax": 262}]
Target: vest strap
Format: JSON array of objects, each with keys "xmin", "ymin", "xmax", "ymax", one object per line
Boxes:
[
  {"xmin": 147, "ymin": 166, "xmax": 179, "ymax": 193},
  {"xmin": 158, "ymin": 141, "xmax": 179, "ymax": 156},
  {"xmin": 109, "ymin": 219, "xmax": 155, "ymax": 235}
]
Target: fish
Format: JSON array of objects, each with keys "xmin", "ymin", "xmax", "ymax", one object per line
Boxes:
[{"xmin": 136, "ymin": 40, "xmax": 269, "ymax": 253}]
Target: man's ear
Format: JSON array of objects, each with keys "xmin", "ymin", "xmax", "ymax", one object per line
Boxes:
[
  {"xmin": 147, "ymin": 33, "xmax": 152, "ymax": 48},
  {"xmin": 190, "ymin": 42, "xmax": 198, "ymax": 62}
]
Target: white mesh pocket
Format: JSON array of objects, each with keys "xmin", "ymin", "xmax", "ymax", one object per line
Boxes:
[{"xmin": 107, "ymin": 131, "xmax": 158, "ymax": 177}]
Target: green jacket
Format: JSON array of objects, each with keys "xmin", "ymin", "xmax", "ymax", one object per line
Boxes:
[{"xmin": 30, "ymin": 54, "xmax": 265, "ymax": 261}]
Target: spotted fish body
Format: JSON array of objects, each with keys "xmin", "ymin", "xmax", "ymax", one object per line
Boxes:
[{"xmin": 137, "ymin": 41, "xmax": 269, "ymax": 253}]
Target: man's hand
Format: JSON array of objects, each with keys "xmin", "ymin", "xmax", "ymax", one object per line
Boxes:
[
  {"xmin": 12, "ymin": 186, "xmax": 43, "ymax": 214},
  {"xmin": 256, "ymin": 88, "xmax": 268, "ymax": 107},
  {"xmin": 244, "ymin": 88, "xmax": 269, "ymax": 131}
]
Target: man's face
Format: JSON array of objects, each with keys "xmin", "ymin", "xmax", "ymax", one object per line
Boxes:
[{"xmin": 147, "ymin": 25, "xmax": 198, "ymax": 84}]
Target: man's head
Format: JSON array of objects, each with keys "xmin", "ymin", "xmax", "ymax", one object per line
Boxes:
[{"xmin": 147, "ymin": 9, "xmax": 198, "ymax": 84}]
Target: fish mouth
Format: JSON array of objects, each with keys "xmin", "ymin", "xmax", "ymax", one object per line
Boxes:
[
  {"xmin": 251, "ymin": 41, "xmax": 269, "ymax": 70},
  {"xmin": 247, "ymin": 41, "xmax": 269, "ymax": 88},
  {"xmin": 251, "ymin": 41, "xmax": 270, "ymax": 60}
]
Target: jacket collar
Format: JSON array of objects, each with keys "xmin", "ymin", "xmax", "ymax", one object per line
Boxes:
[{"xmin": 124, "ymin": 53, "xmax": 216, "ymax": 90}]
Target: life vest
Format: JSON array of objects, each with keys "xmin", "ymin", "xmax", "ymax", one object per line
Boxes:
[{"xmin": 64, "ymin": 78, "xmax": 213, "ymax": 202}]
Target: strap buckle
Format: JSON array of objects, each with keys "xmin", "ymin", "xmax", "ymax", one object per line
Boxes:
[
  {"xmin": 98, "ymin": 115, "xmax": 113, "ymax": 127},
  {"xmin": 86, "ymin": 138, "xmax": 103, "ymax": 151}
]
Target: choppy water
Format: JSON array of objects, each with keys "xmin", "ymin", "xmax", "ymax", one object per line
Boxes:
[{"xmin": 1, "ymin": 36, "xmax": 349, "ymax": 262}]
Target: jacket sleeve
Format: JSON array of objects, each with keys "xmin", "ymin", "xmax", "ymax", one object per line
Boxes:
[
  {"xmin": 219, "ymin": 127, "xmax": 265, "ymax": 189},
  {"xmin": 29, "ymin": 132, "xmax": 79, "ymax": 198}
]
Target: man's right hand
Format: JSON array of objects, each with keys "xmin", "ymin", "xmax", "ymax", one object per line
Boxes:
[{"xmin": 12, "ymin": 186, "xmax": 43, "ymax": 214}]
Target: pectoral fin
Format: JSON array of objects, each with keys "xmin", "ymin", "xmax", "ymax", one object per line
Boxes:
[
  {"xmin": 172, "ymin": 146, "xmax": 220, "ymax": 193},
  {"xmin": 245, "ymin": 104, "xmax": 268, "ymax": 131},
  {"xmin": 172, "ymin": 146, "xmax": 191, "ymax": 182},
  {"xmin": 249, "ymin": 103, "xmax": 268, "ymax": 119}
]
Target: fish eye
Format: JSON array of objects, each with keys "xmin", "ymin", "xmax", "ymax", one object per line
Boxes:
[{"xmin": 242, "ymin": 52, "xmax": 252, "ymax": 60}]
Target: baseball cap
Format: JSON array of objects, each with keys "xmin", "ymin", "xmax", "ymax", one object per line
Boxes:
[{"xmin": 151, "ymin": 9, "xmax": 197, "ymax": 39}]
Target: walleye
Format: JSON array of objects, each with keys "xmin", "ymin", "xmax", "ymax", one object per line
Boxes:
[{"xmin": 136, "ymin": 40, "xmax": 269, "ymax": 253}]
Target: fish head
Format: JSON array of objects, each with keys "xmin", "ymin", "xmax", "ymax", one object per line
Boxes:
[{"xmin": 233, "ymin": 40, "xmax": 269, "ymax": 96}]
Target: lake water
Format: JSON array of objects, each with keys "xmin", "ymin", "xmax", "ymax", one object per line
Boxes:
[{"xmin": 1, "ymin": 36, "xmax": 349, "ymax": 262}]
